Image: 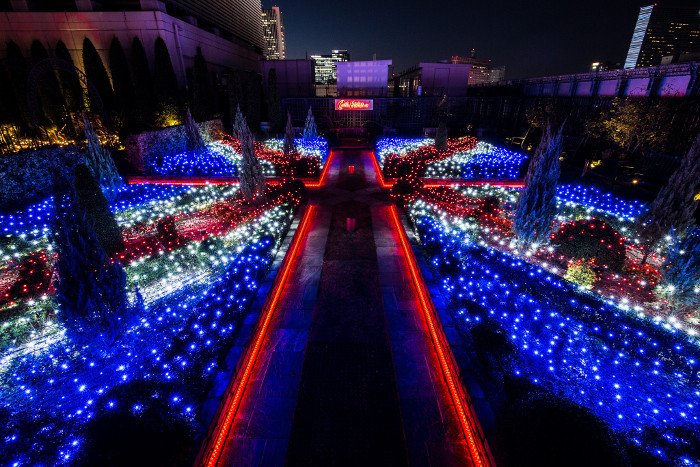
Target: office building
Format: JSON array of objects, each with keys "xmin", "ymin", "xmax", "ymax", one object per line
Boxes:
[
  {"xmin": 336, "ymin": 59, "xmax": 392, "ymax": 97},
  {"xmin": 624, "ymin": 5, "xmax": 700, "ymax": 69},
  {"xmin": 451, "ymin": 55, "xmax": 505, "ymax": 85},
  {"xmin": 262, "ymin": 6, "xmax": 285, "ymax": 60},
  {"xmin": 310, "ymin": 49, "xmax": 350, "ymax": 84}
]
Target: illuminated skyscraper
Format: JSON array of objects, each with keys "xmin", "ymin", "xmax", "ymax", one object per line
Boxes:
[
  {"xmin": 262, "ymin": 6, "xmax": 286, "ymax": 60},
  {"xmin": 310, "ymin": 50, "xmax": 350, "ymax": 84},
  {"xmin": 624, "ymin": 5, "xmax": 700, "ymax": 69}
]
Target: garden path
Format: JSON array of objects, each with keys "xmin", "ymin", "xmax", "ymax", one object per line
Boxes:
[{"xmin": 205, "ymin": 149, "xmax": 481, "ymax": 466}]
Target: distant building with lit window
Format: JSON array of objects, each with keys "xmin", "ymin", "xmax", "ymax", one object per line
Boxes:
[
  {"xmin": 262, "ymin": 6, "xmax": 285, "ymax": 60},
  {"xmin": 624, "ymin": 5, "xmax": 700, "ymax": 69},
  {"xmin": 336, "ymin": 60, "xmax": 392, "ymax": 97},
  {"xmin": 450, "ymin": 55, "xmax": 505, "ymax": 85},
  {"xmin": 309, "ymin": 50, "xmax": 350, "ymax": 84}
]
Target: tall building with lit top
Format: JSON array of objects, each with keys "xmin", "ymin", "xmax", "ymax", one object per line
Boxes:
[
  {"xmin": 310, "ymin": 50, "xmax": 350, "ymax": 84},
  {"xmin": 624, "ymin": 5, "xmax": 700, "ymax": 69},
  {"xmin": 262, "ymin": 6, "xmax": 286, "ymax": 60}
]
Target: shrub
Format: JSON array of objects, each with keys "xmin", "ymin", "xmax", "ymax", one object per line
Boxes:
[
  {"xmin": 564, "ymin": 261, "xmax": 598, "ymax": 290},
  {"xmin": 553, "ymin": 219, "xmax": 626, "ymax": 270},
  {"xmin": 390, "ymin": 176, "xmax": 423, "ymax": 206},
  {"xmin": 294, "ymin": 156, "xmax": 320, "ymax": 177},
  {"xmin": 496, "ymin": 392, "xmax": 628, "ymax": 467},
  {"xmin": 81, "ymin": 379, "xmax": 194, "ymax": 466},
  {"xmin": 156, "ymin": 215, "xmax": 185, "ymax": 250}
]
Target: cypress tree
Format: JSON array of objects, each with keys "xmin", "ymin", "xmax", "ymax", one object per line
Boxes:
[
  {"xmin": 266, "ymin": 68, "xmax": 283, "ymax": 132},
  {"xmin": 73, "ymin": 163, "xmax": 124, "ymax": 256},
  {"xmin": 51, "ymin": 181, "xmax": 128, "ymax": 333},
  {"xmin": 637, "ymin": 134, "xmax": 700, "ymax": 258},
  {"xmin": 0, "ymin": 58, "xmax": 22, "ymax": 131},
  {"xmin": 435, "ymin": 119, "xmax": 448, "ymax": 150},
  {"xmin": 284, "ymin": 112, "xmax": 296, "ymax": 157},
  {"xmin": 245, "ymin": 72, "xmax": 262, "ymax": 132},
  {"xmin": 5, "ymin": 41, "xmax": 32, "ymax": 130},
  {"xmin": 82, "ymin": 37, "xmax": 114, "ymax": 115},
  {"xmin": 184, "ymin": 107, "xmax": 205, "ymax": 151},
  {"xmin": 30, "ymin": 40, "xmax": 64, "ymax": 130},
  {"xmin": 54, "ymin": 40, "xmax": 85, "ymax": 112},
  {"xmin": 83, "ymin": 115, "xmax": 122, "ymax": 197},
  {"xmin": 234, "ymin": 106, "xmax": 265, "ymax": 201},
  {"xmin": 130, "ymin": 37, "xmax": 155, "ymax": 128},
  {"xmin": 191, "ymin": 47, "xmax": 213, "ymax": 121},
  {"xmin": 303, "ymin": 106, "xmax": 317, "ymax": 140},
  {"xmin": 108, "ymin": 36, "xmax": 136, "ymax": 130},
  {"xmin": 153, "ymin": 37, "xmax": 181, "ymax": 126},
  {"xmin": 513, "ymin": 122, "xmax": 563, "ymax": 245}
]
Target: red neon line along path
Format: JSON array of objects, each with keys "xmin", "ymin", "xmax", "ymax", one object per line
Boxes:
[{"xmin": 197, "ymin": 148, "xmax": 494, "ymax": 466}]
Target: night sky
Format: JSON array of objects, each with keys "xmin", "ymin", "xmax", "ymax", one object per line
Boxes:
[{"xmin": 266, "ymin": 0, "xmax": 699, "ymax": 79}]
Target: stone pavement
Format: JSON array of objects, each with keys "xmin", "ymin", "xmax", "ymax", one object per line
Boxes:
[{"xmin": 210, "ymin": 148, "xmax": 478, "ymax": 466}]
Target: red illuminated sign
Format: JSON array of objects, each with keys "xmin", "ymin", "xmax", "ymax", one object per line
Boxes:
[{"xmin": 335, "ymin": 99, "xmax": 373, "ymax": 111}]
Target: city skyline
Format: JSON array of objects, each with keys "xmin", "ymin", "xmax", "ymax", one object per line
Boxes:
[{"xmin": 265, "ymin": 0, "xmax": 700, "ymax": 79}]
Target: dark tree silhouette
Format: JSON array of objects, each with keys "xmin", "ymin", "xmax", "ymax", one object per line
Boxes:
[
  {"xmin": 130, "ymin": 37, "xmax": 155, "ymax": 128},
  {"xmin": 82, "ymin": 38, "xmax": 114, "ymax": 115},
  {"xmin": 153, "ymin": 37, "xmax": 181, "ymax": 125}
]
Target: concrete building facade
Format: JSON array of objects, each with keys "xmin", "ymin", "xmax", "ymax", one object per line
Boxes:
[{"xmin": 0, "ymin": 0, "xmax": 264, "ymax": 87}]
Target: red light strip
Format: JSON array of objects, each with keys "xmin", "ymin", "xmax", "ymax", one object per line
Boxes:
[
  {"xmin": 198, "ymin": 205, "xmax": 316, "ymax": 467},
  {"xmin": 422, "ymin": 179, "xmax": 525, "ymax": 188},
  {"xmin": 370, "ymin": 151, "xmax": 393, "ymax": 188},
  {"xmin": 388, "ymin": 206, "xmax": 494, "ymax": 467},
  {"xmin": 304, "ymin": 150, "xmax": 334, "ymax": 188}
]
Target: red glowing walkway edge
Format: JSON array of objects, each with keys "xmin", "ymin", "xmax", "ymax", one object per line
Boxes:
[
  {"xmin": 388, "ymin": 206, "xmax": 495, "ymax": 467},
  {"xmin": 196, "ymin": 205, "xmax": 316, "ymax": 467}
]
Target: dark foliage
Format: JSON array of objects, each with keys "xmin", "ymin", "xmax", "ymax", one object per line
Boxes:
[
  {"xmin": 435, "ymin": 119, "xmax": 448, "ymax": 150},
  {"xmin": 29, "ymin": 40, "xmax": 64, "ymax": 129},
  {"xmin": 108, "ymin": 36, "xmax": 137, "ymax": 132},
  {"xmin": 130, "ymin": 37, "xmax": 155, "ymax": 129},
  {"xmin": 266, "ymin": 178, "xmax": 308, "ymax": 209},
  {"xmin": 153, "ymin": 37, "xmax": 181, "ymax": 124},
  {"xmin": 82, "ymin": 38, "xmax": 114, "ymax": 115},
  {"xmin": 5, "ymin": 41, "xmax": 32, "ymax": 130},
  {"xmin": 383, "ymin": 154, "xmax": 426, "ymax": 179},
  {"xmin": 73, "ymin": 164, "xmax": 125, "ymax": 256},
  {"xmin": 54, "ymin": 40, "xmax": 84, "ymax": 111},
  {"xmin": 156, "ymin": 215, "xmax": 186, "ymax": 250},
  {"xmin": 496, "ymin": 392, "xmax": 628, "ymax": 467},
  {"xmin": 294, "ymin": 156, "xmax": 320, "ymax": 177},
  {"xmin": 190, "ymin": 47, "xmax": 214, "ymax": 121},
  {"xmin": 553, "ymin": 219, "xmax": 626, "ymax": 270},
  {"xmin": 51, "ymin": 184, "xmax": 128, "ymax": 331},
  {"xmin": 1, "ymin": 252, "xmax": 51, "ymax": 306},
  {"xmin": 266, "ymin": 69, "xmax": 283, "ymax": 132},
  {"xmin": 390, "ymin": 176, "xmax": 423, "ymax": 207},
  {"xmin": 81, "ymin": 379, "xmax": 195, "ymax": 467}
]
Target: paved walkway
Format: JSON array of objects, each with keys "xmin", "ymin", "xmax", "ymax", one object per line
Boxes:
[{"xmin": 209, "ymin": 149, "xmax": 479, "ymax": 466}]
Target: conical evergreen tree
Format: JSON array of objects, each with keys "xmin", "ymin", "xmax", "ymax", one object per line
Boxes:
[
  {"xmin": 5, "ymin": 41, "xmax": 32, "ymax": 130},
  {"xmin": 83, "ymin": 116, "xmax": 122, "ymax": 198},
  {"xmin": 153, "ymin": 37, "xmax": 181, "ymax": 126},
  {"xmin": 284, "ymin": 112, "xmax": 296, "ymax": 158},
  {"xmin": 303, "ymin": 106, "xmax": 317, "ymax": 140},
  {"xmin": 130, "ymin": 37, "xmax": 155, "ymax": 128},
  {"xmin": 108, "ymin": 36, "xmax": 136, "ymax": 131},
  {"xmin": 234, "ymin": 106, "xmax": 265, "ymax": 201},
  {"xmin": 513, "ymin": 122, "xmax": 563, "ymax": 245},
  {"xmin": 0, "ymin": 57, "xmax": 22, "ymax": 137},
  {"xmin": 191, "ymin": 47, "xmax": 213, "ymax": 121},
  {"xmin": 30, "ymin": 40, "xmax": 64, "ymax": 130},
  {"xmin": 435, "ymin": 119, "xmax": 448, "ymax": 150},
  {"xmin": 82, "ymin": 38, "xmax": 114, "ymax": 115},
  {"xmin": 73, "ymin": 162, "xmax": 124, "ymax": 255},
  {"xmin": 184, "ymin": 107, "xmax": 205, "ymax": 152},
  {"xmin": 266, "ymin": 69, "xmax": 283, "ymax": 132},
  {"xmin": 54, "ymin": 40, "xmax": 85, "ymax": 118},
  {"xmin": 637, "ymin": 134, "xmax": 700, "ymax": 257},
  {"xmin": 51, "ymin": 182, "xmax": 128, "ymax": 334}
]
